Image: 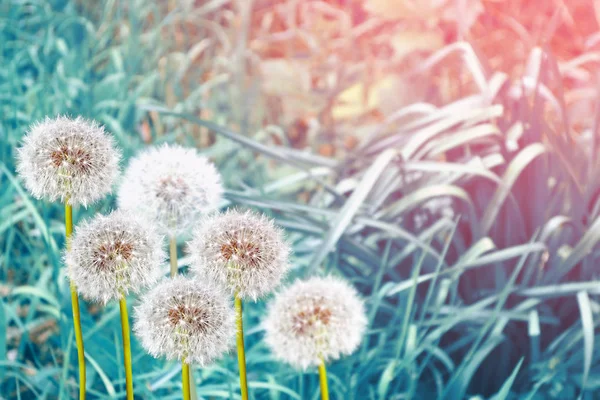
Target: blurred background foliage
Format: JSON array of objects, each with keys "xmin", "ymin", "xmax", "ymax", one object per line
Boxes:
[{"xmin": 3, "ymin": 0, "xmax": 600, "ymax": 399}]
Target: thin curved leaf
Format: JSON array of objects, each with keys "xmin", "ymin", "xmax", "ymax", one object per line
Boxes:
[{"xmin": 481, "ymin": 143, "xmax": 546, "ymax": 234}]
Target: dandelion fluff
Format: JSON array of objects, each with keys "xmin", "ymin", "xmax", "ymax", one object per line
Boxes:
[
  {"xmin": 134, "ymin": 276, "xmax": 235, "ymax": 366},
  {"xmin": 264, "ymin": 276, "xmax": 367, "ymax": 370},
  {"xmin": 16, "ymin": 116, "xmax": 121, "ymax": 206},
  {"xmin": 66, "ymin": 210, "xmax": 165, "ymax": 304},
  {"xmin": 187, "ymin": 209, "xmax": 290, "ymax": 300},
  {"xmin": 117, "ymin": 144, "xmax": 223, "ymax": 237}
]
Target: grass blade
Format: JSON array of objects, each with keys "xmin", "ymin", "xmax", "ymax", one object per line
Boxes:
[
  {"xmin": 576, "ymin": 291, "xmax": 593, "ymax": 398},
  {"xmin": 481, "ymin": 143, "xmax": 546, "ymax": 234},
  {"xmin": 490, "ymin": 358, "xmax": 524, "ymax": 400},
  {"xmin": 307, "ymin": 149, "xmax": 396, "ymax": 273}
]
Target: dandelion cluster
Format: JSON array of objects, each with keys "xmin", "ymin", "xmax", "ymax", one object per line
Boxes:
[
  {"xmin": 134, "ymin": 276, "xmax": 235, "ymax": 366},
  {"xmin": 263, "ymin": 276, "xmax": 367, "ymax": 370},
  {"xmin": 66, "ymin": 210, "xmax": 166, "ymax": 304},
  {"xmin": 16, "ymin": 116, "xmax": 121, "ymax": 206},
  {"xmin": 14, "ymin": 112, "xmax": 372, "ymax": 399},
  {"xmin": 187, "ymin": 209, "xmax": 290, "ymax": 300},
  {"xmin": 117, "ymin": 144, "xmax": 223, "ymax": 237}
]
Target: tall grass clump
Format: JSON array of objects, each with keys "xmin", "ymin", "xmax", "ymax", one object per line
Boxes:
[{"xmin": 5, "ymin": 0, "xmax": 600, "ymax": 399}]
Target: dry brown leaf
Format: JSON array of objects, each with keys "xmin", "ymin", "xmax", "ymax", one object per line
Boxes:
[
  {"xmin": 391, "ymin": 30, "xmax": 444, "ymax": 61},
  {"xmin": 333, "ymin": 82, "xmax": 379, "ymax": 119},
  {"xmin": 332, "ymin": 75, "xmax": 427, "ymax": 119},
  {"xmin": 260, "ymin": 59, "xmax": 326, "ymax": 122},
  {"xmin": 260, "ymin": 59, "xmax": 311, "ymax": 96},
  {"xmin": 376, "ymin": 75, "xmax": 429, "ymax": 116}
]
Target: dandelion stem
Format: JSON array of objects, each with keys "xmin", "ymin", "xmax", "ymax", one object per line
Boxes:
[
  {"xmin": 119, "ymin": 296, "xmax": 134, "ymax": 400},
  {"xmin": 66, "ymin": 203, "xmax": 86, "ymax": 400},
  {"xmin": 65, "ymin": 201, "xmax": 73, "ymax": 241},
  {"xmin": 182, "ymin": 362, "xmax": 191, "ymax": 400},
  {"xmin": 318, "ymin": 358, "xmax": 330, "ymax": 400},
  {"xmin": 169, "ymin": 237, "xmax": 178, "ymax": 277},
  {"xmin": 235, "ymin": 294, "xmax": 249, "ymax": 400},
  {"xmin": 169, "ymin": 235, "xmax": 198, "ymax": 400}
]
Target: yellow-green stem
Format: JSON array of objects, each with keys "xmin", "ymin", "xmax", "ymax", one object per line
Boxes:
[
  {"xmin": 235, "ymin": 294, "xmax": 249, "ymax": 400},
  {"xmin": 66, "ymin": 203, "xmax": 86, "ymax": 400},
  {"xmin": 318, "ymin": 359, "xmax": 329, "ymax": 400},
  {"xmin": 182, "ymin": 363, "xmax": 191, "ymax": 400},
  {"xmin": 169, "ymin": 235, "xmax": 198, "ymax": 400},
  {"xmin": 169, "ymin": 237, "xmax": 178, "ymax": 277},
  {"xmin": 119, "ymin": 297, "xmax": 134, "ymax": 400}
]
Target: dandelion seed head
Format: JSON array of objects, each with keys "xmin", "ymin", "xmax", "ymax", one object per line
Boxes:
[
  {"xmin": 118, "ymin": 144, "xmax": 223, "ymax": 237},
  {"xmin": 16, "ymin": 116, "xmax": 121, "ymax": 206},
  {"xmin": 133, "ymin": 276, "xmax": 235, "ymax": 366},
  {"xmin": 188, "ymin": 209, "xmax": 290, "ymax": 300},
  {"xmin": 263, "ymin": 276, "xmax": 367, "ymax": 369},
  {"xmin": 66, "ymin": 210, "xmax": 165, "ymax": 304}
]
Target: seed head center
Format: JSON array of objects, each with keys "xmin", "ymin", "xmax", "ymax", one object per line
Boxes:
[
  {"xmin": 93, "ymin": 240, "xmax": 134, "ymax": 271},
  {"xmin": 220, "ymin": 235, "xmax": 261, "ymax": 269},
  {"xmin": 167, "ymin": 302, "xmax": 210, "ymax": 333},
  {"xmin": 292, "ymin": 304, "xmax": 332, "ymax": 336},
  {"xmin": 50, "ymin": 143, "xmax": 92, "ymax": 174},
  {"xmin": 156, "ymin": 176, "xmax": 188, "ymax": 202}
]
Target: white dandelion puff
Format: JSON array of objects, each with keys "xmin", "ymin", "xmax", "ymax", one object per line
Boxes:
[
  {"xmin": 134, "ymin": 276, "xmax": 235, "ymax": 366},
  {"xmin": 187, "ymin": 209, "xmax": 291, "ymax": 300},
  {"xmin": 16, "ymin": 116, "xmax": 121, "ymax": 207},
  {"xmin": 263, "ymin": 276, "xmax": 367, "ymax": 370},
  {"xmin": 66, "ymin": 210, "xmax": 166, "ymax": 304},
  {"xmin": 117, "ymin": 144, "xmax": 223, "ymax": 237}
]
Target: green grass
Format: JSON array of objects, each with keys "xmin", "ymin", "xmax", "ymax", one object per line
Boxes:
[{"xmin": 2, "ymin": 1, "xmax": 600, "ymax": 399}]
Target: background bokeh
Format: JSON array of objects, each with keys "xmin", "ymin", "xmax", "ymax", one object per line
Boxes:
[{"xmin": 3, "ymin": 0, "xmax": 600, "ymax": 398}]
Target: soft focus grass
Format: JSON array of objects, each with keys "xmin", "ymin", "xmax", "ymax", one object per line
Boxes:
[{"xmin": 2, "ymin": 1, "xmax": 600, "ymax": 399}]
